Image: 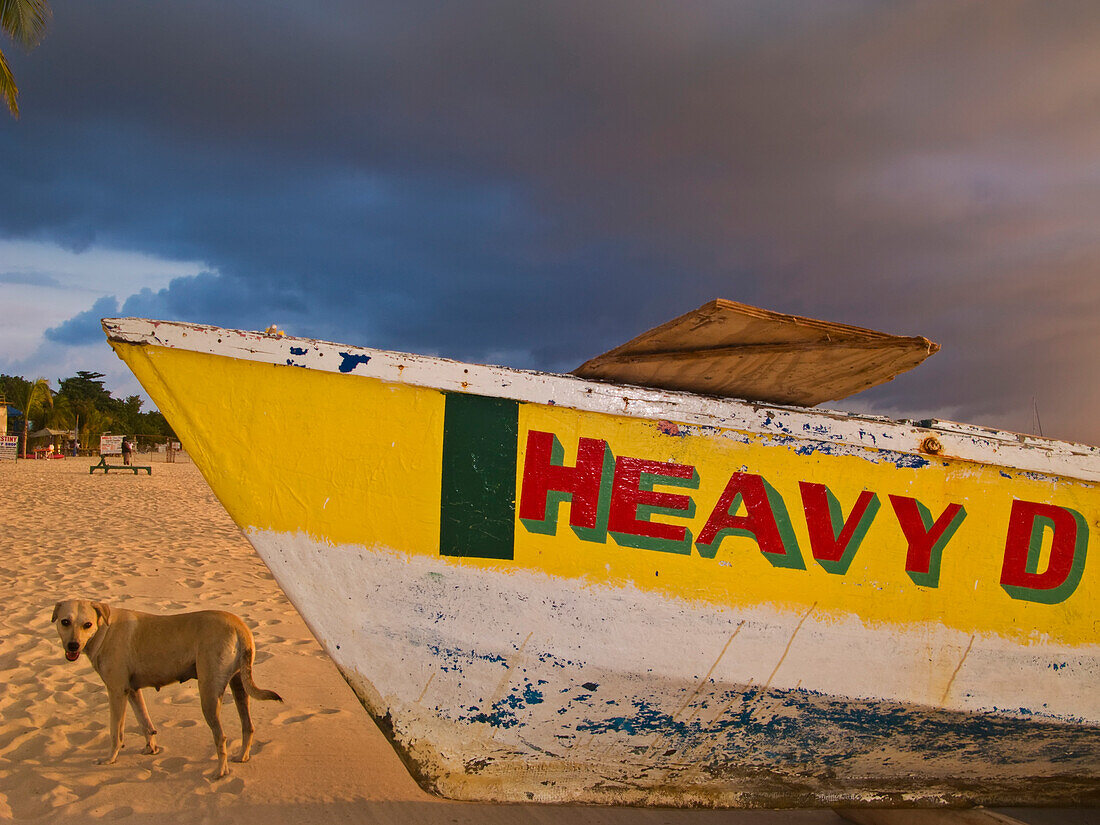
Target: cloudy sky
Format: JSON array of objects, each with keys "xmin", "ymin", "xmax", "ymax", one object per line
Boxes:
[{"xmin": 2, "ymin": 1, "xmax": 1098, "ymax": 444}]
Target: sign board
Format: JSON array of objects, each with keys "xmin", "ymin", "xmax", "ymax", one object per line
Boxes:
[
  {"xmin": 0, "ymin": 435, "xmax": 17, "ymax": 460},
  {"xmin": 99, "ymin": 435, "xmax": 123, "ymax": 455}
]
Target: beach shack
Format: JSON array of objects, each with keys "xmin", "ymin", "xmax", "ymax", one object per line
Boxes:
[{"xmin": 26, "ymin": 428, "xmax": 75, "ymax": 458}]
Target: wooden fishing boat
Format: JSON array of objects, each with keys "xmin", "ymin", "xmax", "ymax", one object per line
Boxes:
[{"xmin": 102, "ymin": 302, "xmax": 1099, "ymax": 808}]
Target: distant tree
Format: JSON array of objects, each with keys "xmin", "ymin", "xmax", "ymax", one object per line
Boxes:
[
  {"xmin": 55, "ymin": 371, "xmax": 115, "ymax": 451},
  {"xmin": 79, "ymin": 407, "xmax": 113, "ymax": 454},
  {"xmin": 112, "ymin": 394, "xmax": 145, "ymax": 436},
  {"xmin": 1, "ymin": 0, "xmax": 51, "ymax": 117},
  {"xmin": 58, "ymin": 371, "xmax": 112, "ymax": 408},
  {"xmin": 4, "ymin": 370, "xmax": 175, "ymax": 451},
  {"xmin": 65, "ymin": 396, "xmax": 97, "ymax": 452},
  {"xmin": 138, "ymin": 409, "xmax": 176, "ymax": 440},
  {"xmin": 39, "ymin": 392, "xmax": 73, "ymax": 430},
  {"xmin": 0, "ymin": 373, "xmax": 22, "ymax": 405},
  {"xmin": 5, "ymin": 375, "xmax": 53, "ymax": 457}
]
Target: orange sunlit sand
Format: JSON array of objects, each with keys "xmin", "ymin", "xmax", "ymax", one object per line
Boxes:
[
  {"xmin": 0, "ymin": 458, "xmax": 429, "ymax": 822},
  {"xmin": 0, "ymin": 458, "xmax": 841, "ymax": 824}
]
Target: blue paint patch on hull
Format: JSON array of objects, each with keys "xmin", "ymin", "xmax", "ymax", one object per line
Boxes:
[
  {"xmin": 338, "ymin": 352, "xmax": 372, "ymax": 373},
  {"xmin": 570, "ymin": 686, "xmax": 1099, "ymax": 774},
  {"xmin": 440, "ymin": 653, "xmax": 1099, "ymax": 780}
]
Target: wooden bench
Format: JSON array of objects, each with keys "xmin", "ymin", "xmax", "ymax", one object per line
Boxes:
[{"xmin": 89, "ymin": 456, "xmax": 151, "ymax": 475}]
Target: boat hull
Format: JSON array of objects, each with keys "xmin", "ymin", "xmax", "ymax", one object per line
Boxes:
[{"xmin": 105, "ymin": 319, "xmax": 1100, "ymax": 807}]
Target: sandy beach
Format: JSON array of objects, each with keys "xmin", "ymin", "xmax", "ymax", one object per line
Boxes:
[{"xmin": 0, "ymin": 459, "xmax": 1087, "ymax": 824}]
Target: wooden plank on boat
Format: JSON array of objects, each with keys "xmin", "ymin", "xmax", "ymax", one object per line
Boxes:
[{"xmin": 573, "ymin": 299, "xmax": 939, "ymax": 405}]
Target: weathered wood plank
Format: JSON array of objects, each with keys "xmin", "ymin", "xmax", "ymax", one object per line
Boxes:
[{"xmin": 573, "ymin": 299, "xmax": 939, "ymax": 405}]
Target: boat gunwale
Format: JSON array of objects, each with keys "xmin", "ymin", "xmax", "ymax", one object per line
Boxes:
[{"xmin": 102, "ymin": 317, "xmax": 1100, "ymax": 482}]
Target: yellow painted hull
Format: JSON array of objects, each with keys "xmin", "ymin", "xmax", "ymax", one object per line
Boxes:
[{"xmin": 105, "ymin": 319, "xmax": 1100, "ymax": 807}]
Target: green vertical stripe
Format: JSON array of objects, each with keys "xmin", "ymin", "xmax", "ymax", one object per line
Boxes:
[{"xmin": 440, "ymin": 392, "xmax": 519, "ymax": 560}]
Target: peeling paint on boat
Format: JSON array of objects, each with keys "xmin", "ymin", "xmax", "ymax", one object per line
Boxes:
[{"xmin": 102, "ymin": 317, "xmax": 1100, "ymax": 808}]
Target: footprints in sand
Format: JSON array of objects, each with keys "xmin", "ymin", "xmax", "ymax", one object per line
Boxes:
[
  {"xmin": 1, "ymin": 761, "xmax": 135, "ymax": 819},
  {"xmin": 271, "ymin": 706, "xmax": 342, "ymax": 727},
  {"xmin": 155, "ymin": 755, "xmax": 188, "ymax": 772}
]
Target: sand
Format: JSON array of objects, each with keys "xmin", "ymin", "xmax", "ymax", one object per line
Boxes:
[{"xmin": 0, "ymin": 459, "xmax": 1079, "ymax": 824}]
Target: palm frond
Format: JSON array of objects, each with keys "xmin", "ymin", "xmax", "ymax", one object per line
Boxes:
[
  {"xmin": 0, "ymin": 45, "xmax": 18, "ymax": 117},
  {"xmin": 1, "ymin": 0, "xmax": 51, "ymax": 49}
]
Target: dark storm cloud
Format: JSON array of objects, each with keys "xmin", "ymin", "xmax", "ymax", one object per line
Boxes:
[
  {"xmin": 3, "ymin": 1, "xmax": 1099, "ymax": 442},
  {"xmin": 45, "ymin": 295, "xmax": 119, "ymax": 344}
]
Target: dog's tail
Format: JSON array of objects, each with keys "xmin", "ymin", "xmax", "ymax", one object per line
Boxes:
[{"xmin": 238, "ymin": 631, "xmax": 283, "ymax": 702}]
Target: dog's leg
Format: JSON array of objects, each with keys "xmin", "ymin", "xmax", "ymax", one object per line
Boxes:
[
  {"xmin": 127, "ymin": 690, "xmax": 161, "ymax": 755},
  {"xmin": 200, "ymin": 687, "xmax": 229, "ymax": 778},
  {"xmin": 229, "ymin": 674, "xmax": 255, "ymax": 763},
  {"xmin": 99, "ymin": 690, "xmax": 128, "ymax": 764}
]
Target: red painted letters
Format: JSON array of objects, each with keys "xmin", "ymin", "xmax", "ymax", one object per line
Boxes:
[
  {"xmin": 888, "ymin": 496, "xmax": 967, "ymax": 587},
  {"xmin": 518, "ymin": 430, "xmax": 607, "ymax": 530},
  {"xmin": 696, "ymin": 472, "xmax": 802, "ymax": 567},
  {"xmin": 517, "ymin": 428, "xmax": 1090, "ymax": 602},
  {"xmin": 607, "ymin": 456, "xmax": 695, "ymax": 543},
  {"xmin": 1000, "ymin": 499, "xmax": 1088, "ymax": 603},
  {"xmin": 799, "ymin": 482, "xmax": 879, "ymax": 574}
]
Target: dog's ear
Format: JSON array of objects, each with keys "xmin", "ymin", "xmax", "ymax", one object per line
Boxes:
[
  {"xmin": 92, "ymin": 602, "xmax": 111, "ymax": 625},
  {"xmin": 51, "ymin": 602, "xmax": 61, "ymax": 623}
]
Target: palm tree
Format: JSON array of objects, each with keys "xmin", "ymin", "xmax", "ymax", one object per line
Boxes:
[
  {"xmin": 1, "ymin": 0, "xmax": 51, "ymax": 117},
  {"xmin": 41, "ymin": 392, "xmax": 73, "ymax": 430},
  {"xmin": 12, "ymin": 376, "xmax": 52, "ymax": 457},
  {"xmin": 79, "ymin": 407, "xmax": 114, "ymax": 455}
]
